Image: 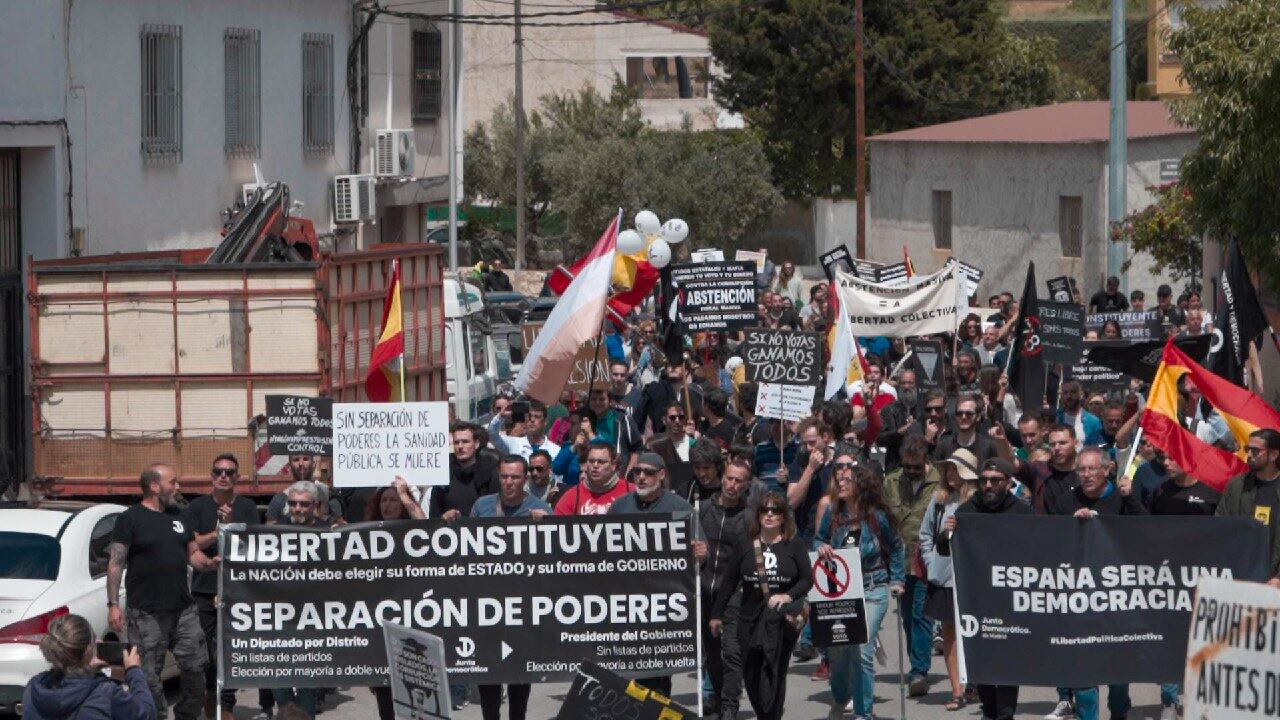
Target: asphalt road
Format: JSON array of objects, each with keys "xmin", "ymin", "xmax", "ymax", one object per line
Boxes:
[{"xmin": 216, "ymin": 602, "xmax": 1168, "ymax": 720}]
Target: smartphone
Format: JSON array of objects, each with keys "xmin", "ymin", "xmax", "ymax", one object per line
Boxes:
[
  {"xmin": 511, "ymin": 401, "xmax": 530, "ymax": 424},
  {"xmin": 95, "ymin": 641, "xmax": 132, "ymax": 666}
]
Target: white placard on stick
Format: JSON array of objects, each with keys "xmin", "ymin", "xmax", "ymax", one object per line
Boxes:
[
  {"xmin": 1183, "ymin": 577, "xmax": 1280, "ymax": 720},
  {"xmin": 755, "ymin": 382, "xmax": 816, "ymax": 422},
  {"xmin": 332, "ymin": 401, "xmax": 451, "ymax": 488},
  {"xmin": 383, "ymin": 621, "xmax": 452, "ymax": 720}
]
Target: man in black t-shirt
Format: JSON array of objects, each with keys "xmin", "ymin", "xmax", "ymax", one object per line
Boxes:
[
  {"xmin": 1149, "ymin": 456, "xmax": 1220, "ymax": 516},
  {"xmin": 185, "ymin": 453, "xmax": 259, "ymax": 719},
  {"xmin": 108, "ymin": 463, "xmax": 220, "ymax": 720},
  {"xmin": 1089, "ymin": 276, "xmax": 1130, "ymax": 313}
]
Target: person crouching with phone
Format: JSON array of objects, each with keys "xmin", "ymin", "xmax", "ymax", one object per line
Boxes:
[{"xmin": 23, "ymin": 613, "xmax": 156, "ymax": 720}]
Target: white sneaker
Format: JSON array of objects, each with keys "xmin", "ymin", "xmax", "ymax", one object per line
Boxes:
[
  {"xmin": 1044, "ymin": 700, "xmax": 1076, "ymax": 719},
  {"xmin": 845, "ymin": 699, "xmax": 853, "ymax": 711},
  {"xmin": 1159, "ymin": 706, "xmax": 1179, "ymax": 720}
]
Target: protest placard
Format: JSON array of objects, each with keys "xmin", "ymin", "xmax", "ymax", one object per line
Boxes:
[
  {"xmin": 952, "ymin": 515, "xmax": 1270, "ymax": 687},
  {"xmin": 332, "ymin": 401, "xmax": 451, "ymax": 488},
  {"xmin": 265, "ymin": 395, "xmax": 334, "ymax": 456},
  {"xmin": 876, "ymin": 262, "xmax": 910, "ymax": 287},
  {"xmin": 740, "ymin": 328, "xmax": 823, "ymax": 386},
  {"xmin": 689, "ymin": 248, "xmax": 724, "ymax": 263},
  {"xmin": 383, "ymin": 622, "xmax": 451, "ymax": 720},
  {"xmin": 670, "ymin": 262, "xmax": 757, "ymax": 332},
  {"xmin": 1037, "ymin": 301, "xmax": 1086, "ymax": 365},
  {"xmin": 957, "ymin": 260, "xmax": 984, "ymax": 299},
  {"xmin": 819, "ymin": 245, "xmax": 855, "ymax": 280},
  {"xmin": 733, "ymin": 249, "xmax": 767, "ymax": 273},
  {"xmin": 557, "ymin": 661, "xmax": 696, "ymax": 720},
  {"xmin": 219, "ymin": 515, "xmax": 699, "ymax": 688},
  {"xmin": 755, "ymin": 382, "xmax": 817, "ymax": 422},
  {"xmin": 807, "ymin": 548, "xmax": 868, "ymax": 647},
  {"xmin": 833, "ymin": 261, "xmax": 966, "ymax": 338},
  {"xmin": 1183, "ymin": 577, "xmax": 1280, "ymax": 720},
  {"xmin": 520, "ymin": 323, "xmax": 608, "ymax": 392},
  {"xmin": 1086, "ymin": 310, "xmax": 1163, "ymax": 341},
  {"xmin": 1047, "ymin": 275, "xmax": 1080, "ymax": 303},
  {"xmin": 908, "ymin": 338, "xmax": 945, "ymax": 389}
]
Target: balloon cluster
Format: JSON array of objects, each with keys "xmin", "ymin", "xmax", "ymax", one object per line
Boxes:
[{"xmin": 613, "ymin": 210, "xmax": 688, "ymax": 290}]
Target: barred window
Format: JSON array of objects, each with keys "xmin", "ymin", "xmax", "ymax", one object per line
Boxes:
[
  {"xmin": 141, "ymin": 24, "xmax": 183, "ymax": 164},
  {"xmin": 932, "ymin": 190, "xmax": 952, "ymax": 250},
  {"xmin": 1059, "ymin": 196, "xmax": 1083, "ymax": 258},
  {"xmin": 302, "ymin": 33, "xmax": 335, "ymax": 155},
  {"xmin": 224, "ymin": 28, "xmax": 261, "ymax": 158},
  {"xmin": 412, "ymin": 28, "xmax": 442, "ymax": 121}
]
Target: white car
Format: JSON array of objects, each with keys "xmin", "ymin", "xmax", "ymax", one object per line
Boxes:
[{"xmin": 0, "ymin": 501, "xmax": 125, "ymax": 716}]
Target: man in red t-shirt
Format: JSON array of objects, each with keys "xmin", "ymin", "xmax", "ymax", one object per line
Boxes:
[
  {"xmin": 554, "ymin": 443, "xmax": 635, "ymax": 515},
  {"xmin": 851, "ymin": 357, "xmax": 895, "ymax": 445}
]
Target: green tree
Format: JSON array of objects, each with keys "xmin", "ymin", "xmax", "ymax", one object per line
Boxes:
[
  {"xmin": 705, "ymin": 0, "xmax": 1073, "ymax": 196},
  {"xmin": 1169, "ymin": 0, "xmax": 1280, "ymax": 288},
  {"xmin": 1113, "ymin": 182, "xmax": 1202, "ymax": 282},
  {"xmin": 465, "ymin": 84, "xmax": 782, "ymax": 252}
]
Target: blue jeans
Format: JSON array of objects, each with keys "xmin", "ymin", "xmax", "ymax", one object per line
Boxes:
[
  {"xmin": 1160, "ymin": 683, "xmax": 1181, "ymax": 707},
  {"xmin": 899, "ymin": 575, "xmax": 933, "ymax": 678},
  {"xmin": 828, "ymin": 586, "xmax": 890, "ymax": 716},
  {"xmin": 1074, "ymin": 684, "xmax": 1131, "ymax": 720}
]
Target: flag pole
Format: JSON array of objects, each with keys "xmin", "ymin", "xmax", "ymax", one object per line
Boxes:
[{"xmin": 396, "ymin": 259, "xmax": 407, "ymax": 402}]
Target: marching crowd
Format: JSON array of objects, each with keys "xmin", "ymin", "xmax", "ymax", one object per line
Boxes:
[{"xmin": 20, "ymin": 268, "xmax": 1280, "ymax": 720}]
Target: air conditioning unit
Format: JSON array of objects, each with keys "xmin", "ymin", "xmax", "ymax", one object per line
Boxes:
[
  {"xmin": 373, "ymin": 129, "xmax": 415, "ymax": 178},
  {"xmin": 333, "ymin": 174, "xmax": 377, "ymax": 223}
]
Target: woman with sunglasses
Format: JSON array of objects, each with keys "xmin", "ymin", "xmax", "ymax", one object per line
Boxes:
[
  {"xmin": 957, "ymin": 313, "xmax": 982, "ymax": 348},
  {"xmin": 920, "ymin": 449, "xmax": 979, "ymax": 712},
  {"xmin": 816, "ymin": 452, "xmax": 905, "ymax": 720},
  {"xmin": 709, "ymin": 491, "xmax": 812, "ymax": 720}
]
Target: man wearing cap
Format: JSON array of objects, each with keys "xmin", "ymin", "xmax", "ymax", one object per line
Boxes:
[
  {"xmin": 679, "ymin": 438, "xmax": 727, "ymax": 504},
  {"xmin": 635, "ymin": 357, "xmax": 704, "ymax": 435},
  {"xmin": 1155, "ymin": 284, "xmax": 1185, "ymax": 328},
  {"xmin": 882, "ymin": 434, "xmax": 940, "ymax": 695},
  {"xmin": 951, "ymin": 457, "xmax": 1031, "ymax": 720},
  {"xmin": 608, "ymin": 452, "xmax": 694, "ymax": 698},
  {"xmin": 1089, "ymin": 276, "xmax": 1129, "ymax": 313}
]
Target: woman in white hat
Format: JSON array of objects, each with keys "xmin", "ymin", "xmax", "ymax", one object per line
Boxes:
[{"xmin": 919, "ymin": 448, "xmax": 979, "ymax": 711}]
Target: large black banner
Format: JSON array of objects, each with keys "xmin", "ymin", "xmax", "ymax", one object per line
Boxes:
[
  {"xmin": 952, "ymin": 515, "xmax": 1270, "ymax": 687},
  {"xmin": 219, "ymin": 516, "xmax": 698, "ymax": 688},
  {"xmin": 1086, "ymin": 310, "xmax": 1163, "ymax": 341}
]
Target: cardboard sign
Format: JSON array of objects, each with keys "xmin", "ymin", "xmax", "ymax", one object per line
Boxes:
[
  {"xmin": 807, "ymin": 548, "xmax": 868, "ymax": 647},
  {"xmin": 819, "ymin": 245, "xmax": 856, "ymax": 280},
  {"xmin": 670, "ymin": 261, "xmax": 757, "ymax": 332},
  {"xmin": 957, "ymin": 260, "xmax": 984, "ymax": 299},
  {"xmin": 1046, "ymin": 276, "xmax": 1080, "ymax": 303},
  {"xmin": 908, "ymin": 338, "xmax": 945, "ymax": 389},
  {"xmin": 265, "ymin": 395, "xmax": 334, "ymax": 456},
  {"xmin": 876, "ymin": 262, "xmax": 910, "ymax": 287},
  {"xmin": 1037, "ymin": 301, "xmax": 1086, "ymax": 365},
  {"xmin": 1086, "ymin": 310, "xmax": 1163, "ymax": 341},
  {"xmin": 332, "ymin": 401, "xmax": 451, "ymax": 488},
  {"xmin": 1183, "ymin": 577, "xmax": 1280, "ymax": 720},
  {"xmin": 383, "ymin": 622, "xmax": 452, "ymax": 720},
  {"xmin": 557, "ymin": 661, "xmax": 695, "ymax": 720},
  {"xmin": 689, "ymin": 248, "xmax": 724, "ymax": 263},
  {"xmin": 755, "ymin": 382, "xmax": 817, "ymax": 422},
  {"xmin": 734, "ymin": 249, "xmax": 767, "ymax": 273},
  {"xmin": 740, "ymin": 328, "xmax": 823, "ymax": 387}
]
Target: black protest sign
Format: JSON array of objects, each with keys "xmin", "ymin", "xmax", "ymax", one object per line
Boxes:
[
  {"xmin": 952, "ymin": 515, "xmax": 1270, "ymax": 687},
  {"xmin": 957, "ymin": 260, "xmax": 984, "ymax": 299},
  {"xmin": 670, "ymin": 261, "xmax": 757, "ymax": 332},
  {"xmin": 876, "ymin": 262, "xmax": 910, "ymax": 286},
  {"xmin": 740, "ymin": 328, "xmax": 823, "ymax": 387},
  {"xmin": 908, "ymin": 338, "xmax": 945, "ymax": 389},
  {"xmin": 1046, "ymin": 276, "xmax": 1080, "ymax": 303},
  {"xmin": 557, "ymin": 661, "xmax": 696, "ymax": 720},
  {"xmin": 1037, "ymin": 302, "xmax": 1085, "ymax": 365},
  {"xmin": 383, "ymin": 622, "xmax": 451, "ymax": 719},
  {"xmin": 1086, "ymin": 310, "xmax": 1163, "ymax": 341},
  {"xmin": 819, "ymin": 246, "xmax": 856, "ymax": 281},
  {"xmin": 266, "ymin": 395, "xmax": 334, "ymax": 456},
  {"xmin": 807, "ymin": 549, "xmax": 868, "ymax": 647},
  {"xmin": 219, "ymin": 515, "xmax": 698, "ymax": 688},
  {"xmin": 1084, "ymin": 335, "xmax": 1212, "ymax": 384}
]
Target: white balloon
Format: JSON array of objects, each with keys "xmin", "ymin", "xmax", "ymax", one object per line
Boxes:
[
  {"xmin": 617, "ymin": 229, "xmax": 644, "ymax": 255},
  {"xmin": 635, "ymin": 210, "xmax": 661, "ymax": 236},
  {"xmin": 661, "ymin": 218, "xmax": 689, "ymax": 244},
  {"xmin": 647, "ymin": 239, "xmax": 672, "ymax": 268}
]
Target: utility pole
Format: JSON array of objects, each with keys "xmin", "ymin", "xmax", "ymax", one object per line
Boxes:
[
  {"xmin": 854, "ymin": 0, "xmax": 867, "ymax": 260},
  {"xmin": 447, "ymin": 0, "xmax": 462, "ymax": 271},
  {"xmin": 1107, "ymin": 0, "xmax": 1128, "ymax": 292},
  {"xmin": 513, "ymin": 0, "xmax": 526, "ymax": 270}
]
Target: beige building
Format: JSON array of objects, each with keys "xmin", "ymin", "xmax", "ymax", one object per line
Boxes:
[
  {"xmin": 1147, "ymin": 0, "xmax": 1224, "ymax": 98},
  {"xmin": 462, "ymin": 0, "xmax": 735, "ymax": 131}
]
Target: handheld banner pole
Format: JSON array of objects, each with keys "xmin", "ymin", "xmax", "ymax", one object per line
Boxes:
[
  {"xmin": 897, "ymin": 617, "xmax": 907, "ymax": 720},
  {"xmin": 216, "ymin": 525, "xmax": 226, "ymax": 720},
  {"xmin": 397, "ymin": 259, "xmax": 407, "ymax": 402},
  {"xmin": 692, "ymin": 506, "xmax": 704, "ymax": 719}
]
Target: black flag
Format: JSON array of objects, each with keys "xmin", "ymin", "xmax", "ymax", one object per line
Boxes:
[
  {"xmin": 1007, "ymin": 262, "xmax": 1047, "ymax": 410},
  {"xmin": 1082, "ymin": 335, "xmax": 1213, "ymax": 383},
  {"xmin": 1208, "ymin": 239, "xmax": 1269, "ymax": 386}
]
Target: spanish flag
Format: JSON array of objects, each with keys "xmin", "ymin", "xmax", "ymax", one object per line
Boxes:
[
  {"xmin": 365, "ymin": 259, "xmax": 404, "ymax": 402},
  {"xmin": 1140, "ymin": 340, "xmax": 1280, "ymax": 490},
  {"xmin": 903, "ymin": 245, "xmax": 916, "ymax": 279}
]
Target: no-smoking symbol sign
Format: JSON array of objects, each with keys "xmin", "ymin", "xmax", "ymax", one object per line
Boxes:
[{"xmin": 812, "ymin": 554, "xmax": 852, "ymax": 599}]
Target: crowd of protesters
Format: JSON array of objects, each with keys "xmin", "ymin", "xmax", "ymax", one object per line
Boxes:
[{"xmin": 41, "ymin": 267, "xmax": 1280, "ymax": 720}]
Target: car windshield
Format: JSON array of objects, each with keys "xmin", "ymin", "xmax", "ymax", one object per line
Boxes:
[{"xmin": 0, "ymin": 532, "xmax": 61, "ymax": 580}]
